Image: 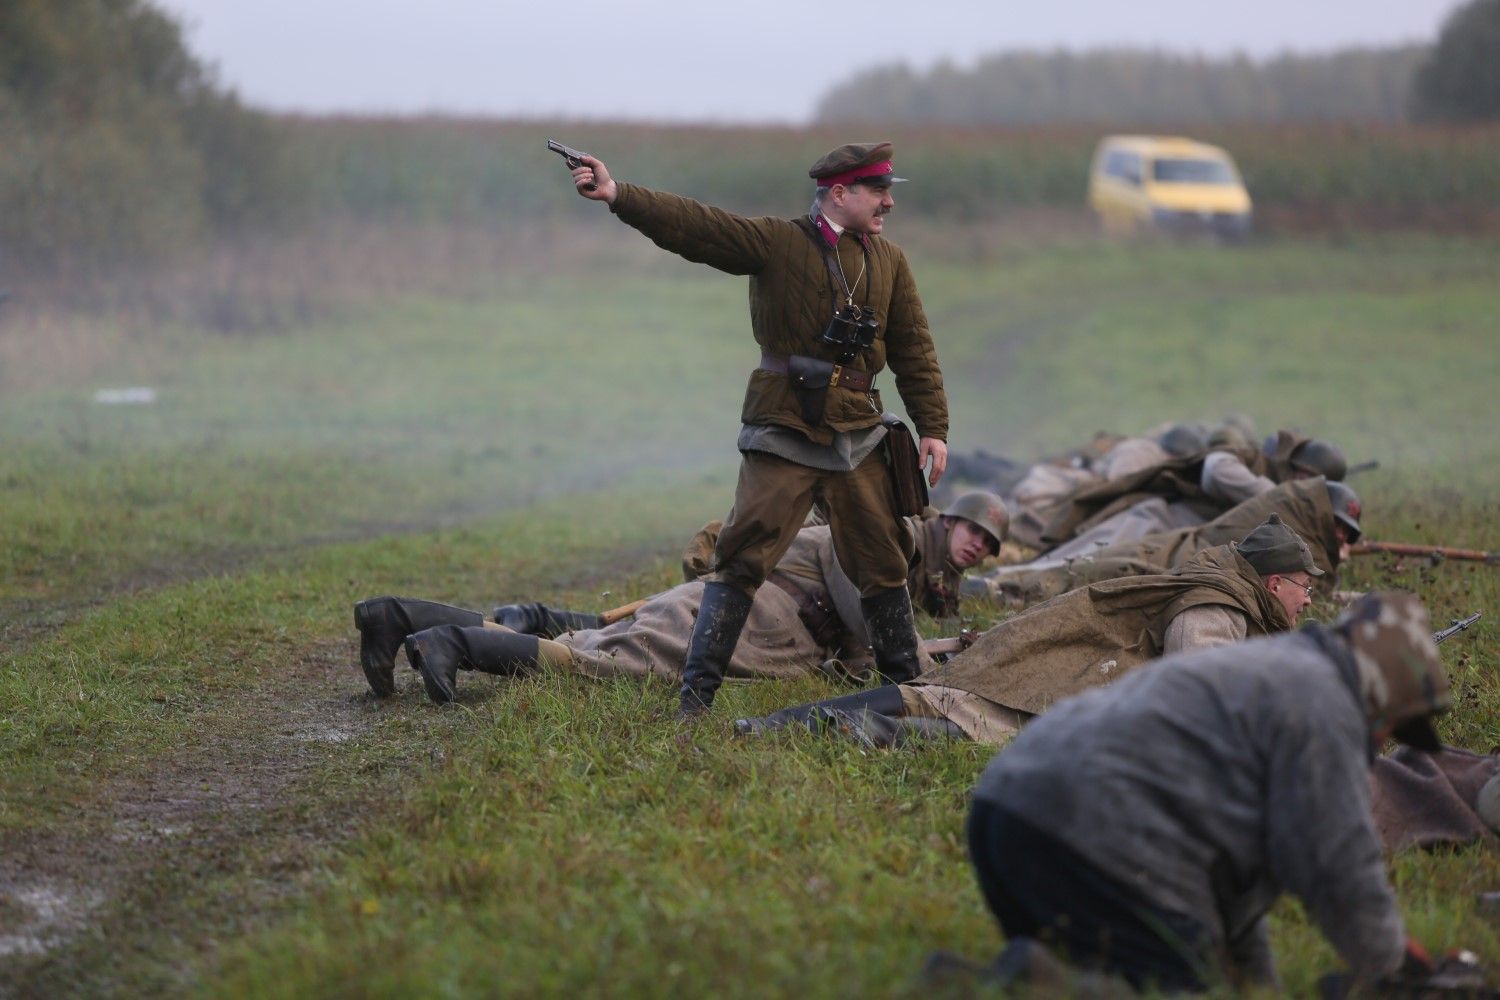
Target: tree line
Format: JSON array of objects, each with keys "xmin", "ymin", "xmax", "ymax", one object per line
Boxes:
[
  {"xmin": 0, "ymin": 0, "xmax": 289, "ymax": 279},
  {"xmin": 813, "ymin": 0, "xmax": 1500, "ymax": 127},
  {"xmin": 814, "ymin": 47, "xmax": 1430, "ymax": 126}
]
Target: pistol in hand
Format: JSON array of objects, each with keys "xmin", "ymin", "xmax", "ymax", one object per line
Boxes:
[{"xmin": 547, "ymin": 139, "xmax": 596, "ymax": 192}]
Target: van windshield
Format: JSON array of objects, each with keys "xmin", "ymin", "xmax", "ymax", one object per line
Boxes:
[{"xmin": 1152, "ymin": 158, "xmax": 1236, "ymax": 184}]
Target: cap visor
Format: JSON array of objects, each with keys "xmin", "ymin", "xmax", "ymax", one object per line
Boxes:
[{"xmin": 1392, "ymin": 717, "xmax": 1443, "ymax": 752}]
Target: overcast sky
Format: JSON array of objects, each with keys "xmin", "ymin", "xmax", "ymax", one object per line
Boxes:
[{"xmin": 155, "ymin": 0, "xmax": 1466, "ymax": 124}]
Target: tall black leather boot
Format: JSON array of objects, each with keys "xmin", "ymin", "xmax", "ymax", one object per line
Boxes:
[
  {"xmin": 861, "ymin": 586, "xmax": 924, "ymax": 685},
  {"xmin": 677, "ymin": 581, "xmax": 754, "ymax": 718},
  {"xmin": 353, "ymin": 596, "xmax": 485, "ymax": 697},
  {"xmin": 491, "ymin": 602, "xmax": 604, "ymax": 637},
  {"xmin": 403, "ymin": 625, "xmax": 542, "ymax": 704},
  {"xmin": 733, "ymin": 684, "xmax": 906, "ymax": 737}
]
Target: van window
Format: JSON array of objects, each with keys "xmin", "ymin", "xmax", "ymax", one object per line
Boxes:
[
  {"xmin": 1104, "ymin": 150, "xmax": 1143, "ymax": 185},
  {"xmin": 1152, "ymin": 158, "xmax": 1236, "ymax": 184}
]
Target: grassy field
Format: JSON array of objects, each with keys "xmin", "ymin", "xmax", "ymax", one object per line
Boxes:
[{"xmin": 2, "ymin": 226, "xmax": 1498, "ymax": 997}]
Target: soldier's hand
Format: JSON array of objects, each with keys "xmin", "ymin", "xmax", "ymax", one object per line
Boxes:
[
  {"xmin": 920, "ymin": 437, "xmax": 948, "ymax": 487},
  {"xmin": 574, "ymin": 155, "xmax": 618, "ymax": 204}
]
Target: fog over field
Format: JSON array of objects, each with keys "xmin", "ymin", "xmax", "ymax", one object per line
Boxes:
[
  {"xmin": 3, "ymin": 1, "xmax": 1499, "ymax": 995},
  {"xmin": 156, "ymin": 0, "xmax": 1465, "ymax": 122}
]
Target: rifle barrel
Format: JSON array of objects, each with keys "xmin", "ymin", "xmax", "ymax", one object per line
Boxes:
[
  {"xmin": 1349, "ymin": 541, "xmax": 1497, "ymax": 564},
  {"xmin": 1433, "ymin": 612, "xmax": 1482, "ymax": 644}
]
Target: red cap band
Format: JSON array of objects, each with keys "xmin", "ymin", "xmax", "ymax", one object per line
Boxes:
[{"xmin": 816, "ymin": 160, "xmax": 894, "ymax": 188}]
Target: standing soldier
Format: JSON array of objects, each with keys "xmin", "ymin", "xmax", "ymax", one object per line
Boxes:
[{"xmin": 566, "ymin": 142, "xmax": 949, "ymax": 717}]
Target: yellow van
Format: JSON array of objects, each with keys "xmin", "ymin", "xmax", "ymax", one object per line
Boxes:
[{"xmin": 1087, "ymin": 135, "xmax": 1252, "ymax": 241}]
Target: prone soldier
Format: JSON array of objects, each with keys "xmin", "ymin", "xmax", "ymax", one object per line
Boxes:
[
  {"xmin": 736, "ymin": 513, "xmax": 1318, "ymax": 744},
  {"xmin": 967, "ymin": 477, "xmax": 1362, "ymax": 607},
  {"xmin": 351, "ymin": 494, "xmax": 1007, "ymax": 703}
]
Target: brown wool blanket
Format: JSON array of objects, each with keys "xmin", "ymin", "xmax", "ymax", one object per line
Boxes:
[{"xmin": 1370, "ymin": 746, "xmax": 1500, "ymax": 854}]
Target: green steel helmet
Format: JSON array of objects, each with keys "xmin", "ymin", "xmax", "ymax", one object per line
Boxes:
[
  {"xmin": 1290, "ymin": 438, "xmax": 1348, "ymax": 482},
  {"xmin": 1157, "ymin": 422, "xmax": 1209, "ymax": 457},
  {"xmin": 1207, "ymin": 425, "xmax": 1252, "ymax": 452},
  {"xmin": 1325, "ymin": 480, "xmax": 1364, "ymax": 543},
  {"xmin": 942, "ymin": 491, "xmax": 1009, "ymax": 554}
]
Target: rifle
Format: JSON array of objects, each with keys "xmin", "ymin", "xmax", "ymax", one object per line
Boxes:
[
  {"xmin": 546, "ymin": 138, "xmax": 596, "ymax": 192},
  {"xmin": 1349, "ymin": 541, "xmax": 1497, "ymax": 565},
  {"xmin": 1346, "ymin": 459, "xmax": 1380, "ymax": 477},
  {"xmin": 1434, "ymin": 612, "xmax": 1481, "ymax": 644}
]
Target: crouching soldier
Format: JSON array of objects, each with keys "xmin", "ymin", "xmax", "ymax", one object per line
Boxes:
[
  {"xmin": 352, "ymin": 493, "xmax": 1007, "ymax": 703},
  {"xmin": 735, "ymin": 513, "xmax": 1316, "ymax": 744},
  {"xmin": 964, "ymin": 592, "xmax": 1455, "ymax": 993}
]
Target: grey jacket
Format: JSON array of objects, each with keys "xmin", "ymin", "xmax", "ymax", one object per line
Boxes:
[{"xmin": 972, "ymin": 626, "xmax": 1406, "ymax": 982}]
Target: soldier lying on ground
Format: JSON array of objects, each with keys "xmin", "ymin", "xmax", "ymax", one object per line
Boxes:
[
  {"xmin": 967, "ymin": 476, "xmax": 1361, "ymax": 607},
  {"xmin": 962, "ymin": 593, "xmax": 1458, "ymax": 993},
  {"xmin": 1034, "ymin": 428, "xmax": 1348, "ymax": 561},
  {"xmin": 994, "ymin": 420, "xmax": 1227, "ymax": 548},
  {"xmin": 937, "ymin": 419, "xmax": 1244, "ymax": 548},
  {"xmin": 735, "ymin": 513, "xmax": 1316, "ymax": 744},
  {"xmin": 351, "ymin": 493, "xmax": 1008, "ymax": 703}
]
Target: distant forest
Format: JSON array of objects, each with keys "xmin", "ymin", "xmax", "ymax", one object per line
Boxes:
[{"xmin": 813, "ymin": 46, "xmax": 1429, "ymax": 125}]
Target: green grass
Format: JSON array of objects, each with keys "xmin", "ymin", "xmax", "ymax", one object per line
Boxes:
[{"xmin": 3, "ymin": 230, "xmax": 1499, "ymax": 997}]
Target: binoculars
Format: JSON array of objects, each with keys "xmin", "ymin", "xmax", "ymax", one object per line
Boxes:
[{"xmin": 821, "ymin": 306, "xmax": 879, "ymax": 359}]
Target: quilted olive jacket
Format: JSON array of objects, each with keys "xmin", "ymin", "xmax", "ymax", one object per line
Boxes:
[{"xmin": 610, "ymin": 183, "xmax": 948, "ymax": 445}]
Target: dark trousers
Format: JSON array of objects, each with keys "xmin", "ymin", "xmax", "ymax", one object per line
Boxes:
[
  {"xmin": 967, "ymin": 799, "xmax": 1217, "ymax": 993},
  {"xmin": 713, "ymin": 448, "xmax": 913, "ymax": 598}
]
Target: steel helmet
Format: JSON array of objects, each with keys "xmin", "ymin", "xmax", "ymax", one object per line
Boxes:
[
  {"xmin": 1325, "ymin": 481, "xmax": 1363, "ymax": 543},
  {"xmin": 942, "ymin": 491, "xmax": 1010, "ymax": 554},
  {"xmin": 1290, "ymin": 439, "xmax": 1348, "ymax": 482}
]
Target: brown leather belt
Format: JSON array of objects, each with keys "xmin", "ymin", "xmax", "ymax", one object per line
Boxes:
[
  {"xmin": 759, "ymin": 352, "xmax": 874, "ymax": 393},
  {"xmin": 766, "ymin": 571, "xmax": 843, "ymax": 647}
]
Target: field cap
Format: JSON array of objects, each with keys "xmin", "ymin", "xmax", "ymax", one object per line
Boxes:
[
  {"xmin": 1234, "ymin": 513, "xmax": 1323, "ymax": 577},
  {"xmin": 810, "ymin": 142, "xmax": 906, "ymax": 187},
  {"xmin": 1336, "ymin": 592, "xmax": 1451, "ymax": 751}
]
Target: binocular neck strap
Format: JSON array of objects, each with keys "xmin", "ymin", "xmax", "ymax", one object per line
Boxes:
[{"xmin": 799, "ymin": 216, "xmax": 871, "ymax": 313}]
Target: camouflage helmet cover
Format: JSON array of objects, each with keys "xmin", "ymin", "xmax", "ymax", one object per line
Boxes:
[
  {"xmin": 1325, "ymin": 481, "xmax": 1363, "ymax": 543},
  {"xmin": 1335, "ymin": 592, "xmax": 1451, "ymax": 750},
  {"xmin": 943, "ymin": 491, "xmax": 1010, "ymax": 554}
]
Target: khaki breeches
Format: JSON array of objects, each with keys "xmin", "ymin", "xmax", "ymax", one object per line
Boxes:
[
  {"xmin": 900, "ymin": 683, "xmax": 1028, "ymax": 745},
  {"xmin": 714, "ymin": 448, "xmax": 913, "ymax": 598}
]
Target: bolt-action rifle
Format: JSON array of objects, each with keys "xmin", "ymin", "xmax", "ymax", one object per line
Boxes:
[
  {"xmin": 1433, "ymin": 612, "xmax": 1481, "ymax": 644},
  {"xmin": 1349, "ymin": 541, "xmax": 1498, "ymax": 565}
]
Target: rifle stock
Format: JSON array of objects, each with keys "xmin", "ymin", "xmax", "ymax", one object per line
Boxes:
[{"xmin": 1349, "ymin": 541, "xmax": 1497, "ymax": 565}]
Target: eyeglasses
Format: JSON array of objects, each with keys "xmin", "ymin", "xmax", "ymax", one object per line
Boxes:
[{"xmin": 1278, "ymin": 576, "xmax": 1314, "ymax": 598}]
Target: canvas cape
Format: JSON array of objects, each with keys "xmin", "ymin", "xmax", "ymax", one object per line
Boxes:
[
  {"xmin": 917, "ymin": 544, "xmax": 1292, "ymax": 715},
  {"xmin": 972, "ymin": 477, "xmax": 1341, "ymax": 607}
]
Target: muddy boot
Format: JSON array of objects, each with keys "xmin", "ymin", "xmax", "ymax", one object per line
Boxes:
[
  {"xmin": 733, "ymin": 684, "xmax": 906, "ymax": 737},
  {"xmin": 861, "ymin": 586, "xmax": 923, "ymax": 685},
  {"xmin": 677, "ymin": 581, "xmax": 754, "ymax": 719},
  {"xmin": 403, "ymin": 625, "xmax": 542, "ymax": 704},
  {"xmin": 353, "ymin": 596, "xmax": 485, "ymax": 697},
  {"xmin": 491, "ymin": 602, "xmax": 603, "ymax": 637}
]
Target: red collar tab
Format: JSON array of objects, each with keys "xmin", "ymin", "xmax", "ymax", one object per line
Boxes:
[
  {"xmin": 812, "ymin": 215, "xmax": 868, "ymax": 249},
  {"xmin": 815, "ymin": 159, "xmax": 893, "ymax": 189}
]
